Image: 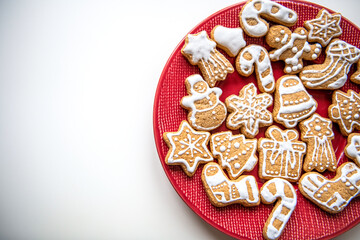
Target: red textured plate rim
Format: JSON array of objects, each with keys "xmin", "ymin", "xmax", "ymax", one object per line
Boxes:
[{"xmin": 153, "ymin": 1, "xmax": 360, "ymax": 239}]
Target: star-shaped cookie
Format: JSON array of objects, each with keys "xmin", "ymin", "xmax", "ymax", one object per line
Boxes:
[
  {"xmin": 225, "ymin": 83, "xmax": 273, "ymax": 138},
  {"xmin": 163, "ymin": 120, "xmax": 213, "ymax": 177},
  {"xmin": 304, "ymin": 9, "xmax": 342, "ymax": 47}
]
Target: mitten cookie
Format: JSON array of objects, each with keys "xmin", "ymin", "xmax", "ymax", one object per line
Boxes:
[
  {"xmin": 236, "ymin": 45, "xmax": 275, "ymax": 93},
  {"xmin": 304, "ymin": 9, "xmax": 342, "ymax": 47},
  {"xmin": 328, "ymin": 89, "xmax": 360, "ymax": 136},
  {"xmin": 273, "ymin": 75, "xmax": 317, "ymax": 128},
  {"xmin": 299, "ymin": 113, "xmax": 337, "ymax": 172},
  {"xmin": 299, "ymin": 162, "xmax": 360, "ymax": 213},
  {"xmin": 211, "ymin": 25, "xmax": 246, "ymax": 57},
  {"xmin": 345, "ymin": 133, "xmax": 360, "ymax": 167},
  {"xmin": 258, "ymin": 126, "xmax": 306, "ymax": 182},
  {"xmin": 226, "ymin": 83, "xmax": 273, "ymax": 138},
  {"xmin": 163, "ymin": 120, "xmax": 213, "ymax": 177},
  {"xmin": 201, "ymin": 162, "xmax": 260, "ymax": 207},
  {"xmin": 210, "ymin": 131, "xmax": 257, "ymax": 179},
  {"xmin": 300, "ymin": 39, "xmax": 360, "ymax": 89},
  {"xmin": 239, "ymin": 0, "xmax": 298, "ymax": 37},
  {"xmin": 261, "ymin": 178, "xmax": 297, "ymax": 240},
  {"xmin": 181, "ymin": 74, "xmax": 227, "ymax": 131},
  {"xmin": 266, "ymin": 25, "xmax": 322, "ymax": 74},
  {"xmin": 182, "ymin": 31, "xmax": 234, "ymax": 87}
]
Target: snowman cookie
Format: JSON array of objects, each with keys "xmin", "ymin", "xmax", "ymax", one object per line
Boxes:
[
  {"xmin": 211, "ymin": 25, "xmax": 246, "ymax": 57},
  {"xmin": 181, "ymin": 74, "xmax": 227, "ymax": 131},
  {"xmin": 182, "ymin": 31, "xmax": 234, "ymax": 87},
  {"xmin": 266, "ymin": 25, "xmax": 322, "ymax": 74}
]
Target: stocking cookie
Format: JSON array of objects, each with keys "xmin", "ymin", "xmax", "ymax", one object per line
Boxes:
[
  {"xmin": 239, "ymin": 0, "xmax": 298, "ymax": 37},
  {"xmin": 258, "ymin": 126, "xmax": 306, "ymax": 182},
  {"xmin": 345, "ymin": 133, "xmax": 360, "ymax": 167},
  {"xmin": 304, "ymin": 9, "xmax": 342, "ymax": 47},
  {"xmin": 182, "ymin": 31, "xmax": 234, "ymax": 87},
  {"xmin": 300, "ymin": 39, "xmax": 360, "ymax": 89},
  {"xmin": 211, "ymin": 26, "xmax": 246, "ymax": 57},
  {"xmin": 236, "ymin": 45, "xmax": 275, "ymax": 93},
  {"xmin": 299, "ymin": 113, "xmax": 337, "ymax": 172},
  {"xmin": 328, "ymin": 89, "xmax": 360, "ymax": 136},
  {"xmin": 273, "ymin": 75, "xmax": 317, "ymax": 128},
  {"xmin": 201, "ymin": 162, "xmax": 260, "ymax": 207},
  {"xmin": 226, "ymin": 83, "xmax": 273, "ymax": 138},
  {"xmin": 261, "ymin": 178, "xmax": 297, "ymax": 240},
  {"xmin": 163, "ymin": 120, "xmax": 213, "ymax": 177},
  {"xmin": 181, "ymin": 74, "xmax": 227, "ymax": 131},
  {"xmin": 266, "ymin": 25, "xmax": 322, "ymax": 74},
  {"xmin": 210, "ymin": 131, "xmax": 257, "ymax": 179},
  {"xmin": 299, "ymin": 162, "xmax": 360, "ymax": 213}
]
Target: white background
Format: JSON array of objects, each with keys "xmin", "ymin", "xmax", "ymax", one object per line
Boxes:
[{"xmin": 0, "ymin": 0, "xmax": 359, "ymax": 239}]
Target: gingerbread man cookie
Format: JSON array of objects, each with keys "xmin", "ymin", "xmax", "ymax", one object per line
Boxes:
[
  {"xmin": 211, "ymin": 25, "xmax": 246, "ymax": 57},
  {"xmin": 181, "ymin": 74, "xmax": 227, "ymax": 131},
  {"xmin": 328, "ymin": 89, "xmax": 360, "ymax": 136},
  {"xmin": 258, "ymin": 126, "xmax": 306, "ymax": 182},
  {"xmin": 273, "ymin": 75, "xmax": 317, "ymax": 128},
  {"xmin": 163, "ymin": 120, "xmax": 213, "ymax": 177},
  {"xmin": 239, "ymin": 0, "xmax": 298, "ymax": 37},
  {"xmin": 266, "ymin": 25, "xmax": 322, "ymax": 74},
  {"xmin": 304, "ymin": 9, "xmax": 342, "ymax": 47},
  {"xmin": 201, "ymin": 162, "xmax": 260, "ymax": 207},
  {"xmin": 300, "ymin": 39, "xmax": 360, "ymax": 90},
  {"xmin": 182, "ymin": 31, "xmax": 234, "ymax": 87},
  {"xmin": 299, "ymin": 162, "xmax": 360, "ymax": 213},
  {"xmin": 226, "ymin": 83, "xmax": 273, "ymax": 138},
  {"xmin": 236, "ymin": 45, "xmax": 275, "ymax": 93},
  {"xmin": 345, "ymin": 133, "xmax": 360, "ymax": 167},
  {"xmin": 210, "ymin": 131, "xmax": 257, "ymax": 179},
  {"xmin": 299, "ymin": 113, "xmax": 337, "ymax": 172}
]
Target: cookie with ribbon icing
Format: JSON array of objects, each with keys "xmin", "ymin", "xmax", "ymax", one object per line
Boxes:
[
  {"xmin": 163, "ymin": 120, "xmax": 213, "ymax": 177},
  {"xmin": 258, "ymin": 126, "xmax": 306, "ymax": 182},
  {"xmin": 239, "ymin": 0, "xmax": 298, "ymax": 37},
  {"xmin": 211, "ymin": 25, "xmax": 246, "ymax": 57},
  {"xmin": 345, "ymin": 133, "xmax": 360, "ymax": 167}
]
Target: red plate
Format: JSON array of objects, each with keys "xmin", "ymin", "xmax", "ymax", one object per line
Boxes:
[{"xmin": 153, "ymin": 1, "xmax": 360, "ymax": 239}]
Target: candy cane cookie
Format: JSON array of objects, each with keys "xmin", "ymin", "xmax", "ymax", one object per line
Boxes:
[
  {"xmin": 239, "ymin": 0, "xmax": 298, "ymax": 37},
  {"xmin": 261, "ymin": 178, "xmax": 297, "ymax": 240}
]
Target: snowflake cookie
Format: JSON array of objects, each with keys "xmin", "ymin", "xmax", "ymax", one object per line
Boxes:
[
  {"xmin": 266, "ymin": 25, "xmax": 322, "ymax": 74},
  {"xmin": 329, "ymin": 89, "xmax": 360, "ymax": 136},
  {"xmin": 201, "ymin": 162, "xmax": 260, "ymax": 207},
  {"xmin": 304, "ymin": 9, "xmax": 342, "ymax": 47},
  {"xmin": 163, "ymin": 120, "xmax": 213, "ymax": 177},
  {"xmin": 181, "ymin": 74, "xmax": 227, "ymax": 131},
  {"xmin": 299, "ymin": 113, "xmax": 336, "ymax": 172},
  {"xmin": 225, "ymin": 83, "xmax": 273, "ymax": 138},
  {"xmin": 345, "ymin": 133, "xmax": 360, "ymax": 167},
  {"xmin": 210, "ymin": 131, "xmax": 257, "ymax": 180},
  {"xmin": 258, "ymin": 126, "xmax": 306, "ymax": 182},
  {"xmin": 181, "ymin": 31, "xmax": 234, "ymax": 87},
  {"xmin": 211, "ymin": 25, "xmax": 246, "ymax": 57}
]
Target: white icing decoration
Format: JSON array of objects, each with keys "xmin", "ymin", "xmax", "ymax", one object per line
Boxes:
[
  {"xmin": 240, "ymin": 0, "xmax": 297, "ymax": 37},
  {"xmin": 213, "ymin": 26, "xmax": 246, "ymax": 56},
  {"xmin": 261, "ymin": 178, "xmax": 297, "ymax": 240},
  {"xmin": 183, "ymin": 31, "xmax": 216, "ymax": 63},
  {"xmin": 346, "ymin": 134, "xmax": 360, "ymax": 166}
]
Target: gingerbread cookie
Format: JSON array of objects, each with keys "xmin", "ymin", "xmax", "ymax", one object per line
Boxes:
[
  {"xmin": 350, "ymin": 60, "xmax": 360, "ymax": 85},
  {"xmin": 211, "ymin": 25, "xmax": 246, "ymax": 57},
  {"xmin": 304, "ymin": 9, "xmax": 342, "ymax": 47},
  {"xmin": 345, "ymin": 133, "xmax": 360, "ymax": 167},
  {"xmin": 201, "ymin": 162, "xmax": 260, "ymax": 207},
  {"xmin": 210, "ymin": 131, "xmax": 257, "ymax": 179},
  {"xmin": 236, "ymin": 45, "xmax": 275, "ymax": 93},
  {"xmin": 300, "ymin": 39, "xmax": 360, "ymax": 89},
  {"xmin": 239, "ymin": 0, "xmax": 298, "ymax": 38},
  {"xmin": 328, "ymin": 89, "xmax": 360, "ymax": 136},
  {"xmin": 273, "ymin": 75, "xmax": 317, "ymax": 128},
  {"xmin": 182, "ymin": 31, "xmax": 234, "ymax": 87},
  {"xmin": 181, "ymin": 74, "xmax": 227, "ymax": 131},
  {"xmin": 258, "ymin": 126, "xmax": 306, "ymax": 182},
  {"xmin": 299, "ymin": 162, "xmax": 360, "ymax": 213},
  {"xmin": 261, "ymin": 178, "xmax": 297, "ymax": 240},
  {"xmin": 299, "ymin": 113, "xmax": 337, "ymax": 172},
  {"xmin": 266, "ymin": 25, "xmax": 322, "ymax": 74},
  {"xmin": 163, "ymin": 120, "xmax": 213, "ymax": 177},
  {"xmin": 226, "ymin": 83, "xmax": 273, "ymax": 138}
]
